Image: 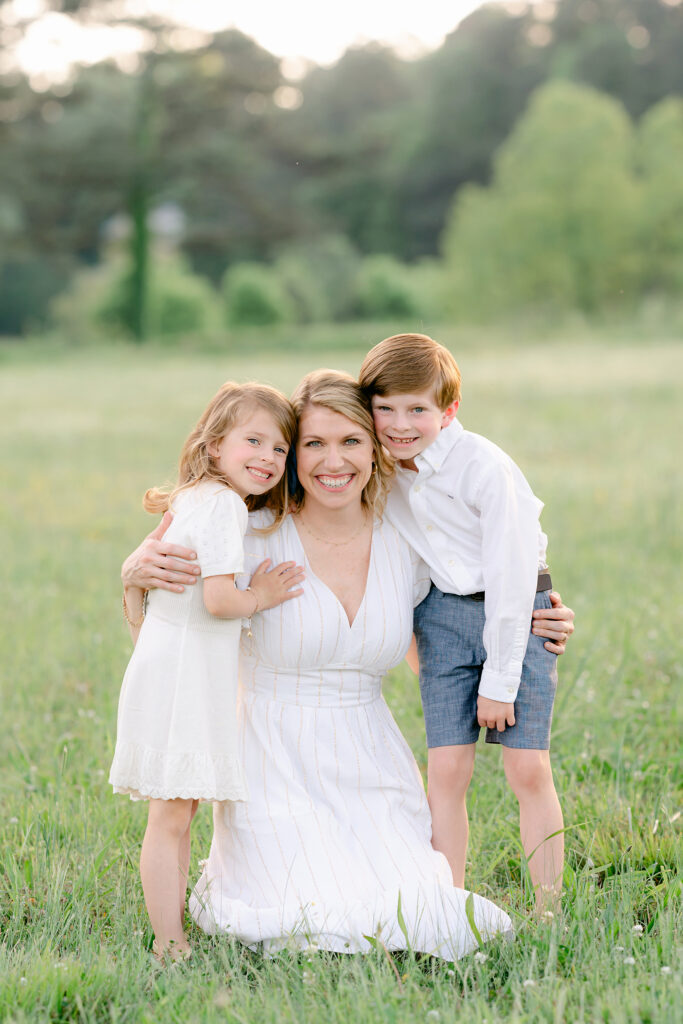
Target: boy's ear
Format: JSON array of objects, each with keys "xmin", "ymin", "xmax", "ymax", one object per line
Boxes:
[{"xmin": 441, "ymin": 400, "xmax": 459, "ymax": 427}]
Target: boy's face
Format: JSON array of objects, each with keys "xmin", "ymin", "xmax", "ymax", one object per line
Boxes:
[{"xmin": 371, "ymin": 390, "xmax": 459, "ymax": 468}]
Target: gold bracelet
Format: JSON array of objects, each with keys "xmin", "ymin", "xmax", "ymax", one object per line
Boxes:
[
  {"xmin": 245, "ymin": 586, "xmax": 259, "ymax": 638},
  {"xmin": 122, "ymin": 590, "xmax": 147, "ymax": 628}
]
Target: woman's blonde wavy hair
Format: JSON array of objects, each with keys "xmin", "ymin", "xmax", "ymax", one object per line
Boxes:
[
  {"xmin": 143, "ymin": 381, "xmax": 296, "ymax": 533},
  {"xmin": 289, "ymin": 369, "xmax": 393, "ymax": 516}
]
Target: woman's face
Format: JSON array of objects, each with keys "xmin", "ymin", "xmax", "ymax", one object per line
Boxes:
[{"xmin": 296, "ymin": 404, "xmax": 374, "ymax": 510}]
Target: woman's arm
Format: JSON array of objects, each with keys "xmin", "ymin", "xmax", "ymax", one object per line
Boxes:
[
  {"xmin": 121, "ymin": 511, "xmax": 200, "ymax": 594},
  {"xmin": 532, "ymin": 591, "xmax": 575, "ymax": 654}
]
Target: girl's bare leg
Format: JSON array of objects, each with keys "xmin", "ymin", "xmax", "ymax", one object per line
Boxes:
[
  {"xmin": 177, "ymin": 800, "xmax": 199, "ymax": 924},
  {"xmin": 427, "ymin": 744, "xmax": 477, "ymax": 888},
  {"xmin": 140, "ymin": 798, "xmax": 194, "ymax": 956}
]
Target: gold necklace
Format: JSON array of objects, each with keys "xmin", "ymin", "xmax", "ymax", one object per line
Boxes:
[{"xmin": 297, "ymin": 511, "xmax": 370, "ymax": 547}]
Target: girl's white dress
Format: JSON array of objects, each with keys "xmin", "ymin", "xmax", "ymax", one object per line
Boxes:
[
  {"xmin": 109, "ymin": 481, "xmax": 249, "ymax": 802},
  {"xmin": 190, "ymin": 511, "xmax": 512, "ymax": 960}
]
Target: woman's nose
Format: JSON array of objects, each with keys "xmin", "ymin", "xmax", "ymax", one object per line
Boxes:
[{"xmin": 324, "ymin": 445, "xmax": 345, "ymax": 470}]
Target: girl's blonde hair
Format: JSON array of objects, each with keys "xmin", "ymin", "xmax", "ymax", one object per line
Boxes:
[
  {"xmin": 289, "ymin": 369, "xmax": 393, "ymax": 516},
  {"xmin": 144, "ymin": 381, "xmax": 296, "ymax": 532}
]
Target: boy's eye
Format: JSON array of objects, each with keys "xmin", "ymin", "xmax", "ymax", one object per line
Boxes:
[
  {"xmin": 412, "ymin": 407, "xmax": 425, "ymax": 414},
  {"xmin": 377, "ymin": 406, "xmax": 391, "ymax": 413}
]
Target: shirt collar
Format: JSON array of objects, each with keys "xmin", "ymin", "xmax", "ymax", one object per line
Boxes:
[{"xmin": 414, "ymin": 418, "xmax": 463, "ymax": 473}]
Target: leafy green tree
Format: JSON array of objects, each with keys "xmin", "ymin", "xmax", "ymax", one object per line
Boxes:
[
  {"xmin": 636, "ymin": 97, "xmax": 683, "ymax": 292},
  {"xmin": 442, "ymin": 80, "xmax": 640, "ymax": 316},
  {"xmin": 222, "ymin": 262, "xmax": 294, "ymax": 326}
]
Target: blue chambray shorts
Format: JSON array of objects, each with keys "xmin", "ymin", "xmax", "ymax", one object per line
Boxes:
[{"xmin": 413, "ymin": 585, "xmax": 558, "ymax": 749}]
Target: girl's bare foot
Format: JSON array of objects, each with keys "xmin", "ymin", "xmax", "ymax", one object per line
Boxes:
[{"xmin": 152, "ymin": 938, "xmax": 192, "ymax": 965}]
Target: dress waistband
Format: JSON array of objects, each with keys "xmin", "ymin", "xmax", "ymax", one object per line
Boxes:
[{"xmin": 241, "ymin": 665, "xmax": 383, "ymax": 708}]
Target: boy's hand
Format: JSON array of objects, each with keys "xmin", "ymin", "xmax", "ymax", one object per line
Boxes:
[
  {"xmin": 248, "ymin": 559, "xmax": 305, "ymax": 612},
  {"xmin": 477, "ymin": 696, "xmax": 515, "ymax": 732}
]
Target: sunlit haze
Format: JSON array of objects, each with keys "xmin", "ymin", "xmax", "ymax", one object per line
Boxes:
[{"xmin": 4, "ymin": 0, "xmax": 550, "ymax": 85}]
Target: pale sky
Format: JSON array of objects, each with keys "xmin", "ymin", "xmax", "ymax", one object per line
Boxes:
[{"xmin": 4, "ymin": 0, "xmax": 551, "ymax": 87}]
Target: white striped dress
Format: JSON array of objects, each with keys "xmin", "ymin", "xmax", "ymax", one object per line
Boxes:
[{"xmin": 189, "ymin": 511, "xmax": 512, "ymax": 959}]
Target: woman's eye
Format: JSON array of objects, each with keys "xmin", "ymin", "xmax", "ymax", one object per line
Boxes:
[
  {"xmin": 305, "ymin": 440, "xmax": 322, "ymax": 447},
  {"xmin": 344, "ymin": 438, "xmax": 360, "ymax": 446}
]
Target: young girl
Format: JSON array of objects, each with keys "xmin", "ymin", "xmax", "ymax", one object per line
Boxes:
[{"xmin": 109, "ymin": 381, "xmax": 304, "ymax": 961}]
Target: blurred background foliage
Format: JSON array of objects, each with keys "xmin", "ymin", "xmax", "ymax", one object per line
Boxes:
[{"xmin": 1, "ymin": 0, "xmax": 682, "ymax": 339}]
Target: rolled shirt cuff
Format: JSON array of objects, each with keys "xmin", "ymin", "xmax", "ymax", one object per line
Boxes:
[{"xmin": 478, "ymin": 665, "xmax": 522, "ymax": 704}]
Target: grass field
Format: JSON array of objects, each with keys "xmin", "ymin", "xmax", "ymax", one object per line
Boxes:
[{"xmin": 0, "ymin": 325, "xmax": 681, "ymax": 1022}]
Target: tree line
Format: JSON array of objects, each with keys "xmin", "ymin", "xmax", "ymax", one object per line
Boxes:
[{"xmin": 1, "ymin": 0, "xmax": 682, "ymax": 336}]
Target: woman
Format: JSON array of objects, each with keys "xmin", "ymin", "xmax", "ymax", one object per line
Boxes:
[{"xmin": 122, "ymin": 371, "xmax": 575, "ymax": 959}]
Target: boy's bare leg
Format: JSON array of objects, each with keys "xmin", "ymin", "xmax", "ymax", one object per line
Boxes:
[
  {"xmin": 140, "ymin": 798, "xmax": 194, "ymax": 956},
  {"xmin": 502, "ymin": 748, "xmax": 564, "ymax": 912},
  {"xmin": 427, "ymin": 744, "xmax": 476, "ymax": 888},
  {"xmin": 177, "ymin": 799, "xmax": 199, "ymax": 924}
]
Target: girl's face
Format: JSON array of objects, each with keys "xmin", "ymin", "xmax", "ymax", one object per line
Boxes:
[
  {"xmin": 296, "ymin": 404, "xmax": 374, "ymax": 511},
  {"xmin": 209, "ymin": 407, "xmax": 290, "ymax": 499}
]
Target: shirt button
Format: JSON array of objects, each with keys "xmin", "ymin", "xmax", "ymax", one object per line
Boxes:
[
  {"xmin": 426, "ymin": 525, "xmax": 433, "ymax": 531},
  {"xmin": 507, "ymin": 687, "xmax": 514, "ymax": 694},
  {"xmin": 414, "ymin": 485, "xmax": 421, "ymax": 493},
  {"xmin": 448, "ymin": 560, "xmax": 454, "ymax": 566}
]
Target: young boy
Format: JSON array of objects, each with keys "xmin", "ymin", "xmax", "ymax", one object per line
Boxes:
[{"xmin": 359, "ymin": 333, "xmax": 566, "ymax": 910}]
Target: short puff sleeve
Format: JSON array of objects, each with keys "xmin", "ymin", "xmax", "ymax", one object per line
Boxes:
[{"xmin": 187, "ymin": 488, "xmax": 248, "ymax": 579}]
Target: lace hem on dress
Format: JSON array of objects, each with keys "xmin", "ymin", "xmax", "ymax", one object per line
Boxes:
[{"xmin": 109, "ymin": 742, "xmax": 248, "ymax": 802}]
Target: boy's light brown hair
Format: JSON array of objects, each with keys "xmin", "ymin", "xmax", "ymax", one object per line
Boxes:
[{"xmin": 358, "ymin": 333, "xmax": 461, "ymax": 411}]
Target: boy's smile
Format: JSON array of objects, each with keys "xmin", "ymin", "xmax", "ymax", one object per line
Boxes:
[{"xmin": 371, "ymin": 391, "xmax": 459, "ymax": 469}]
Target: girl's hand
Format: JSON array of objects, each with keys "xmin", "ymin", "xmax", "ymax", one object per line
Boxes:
[
  {"xmin": 248, "ymin": 559, "xmax": 305, "ymax": 612},
  {"xmin": 121, "ymin": 511, "xmax": 200, "ymax": 593},
  {"xmin": 532, "ymin": 591, "xmax": 575, "ymax": 655}
]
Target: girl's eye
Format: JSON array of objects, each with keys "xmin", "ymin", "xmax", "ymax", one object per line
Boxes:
[
  {"xmin": 412, "ymin": 408, "xmax": 424, "ymax": 414},
  {"xmin": 275, "ymin": 447, "xmax": 287, "ymax": 455},
  {"xmin": 247, "ymin": 438, "xmax": 260, "ymax": 446},
  {"xmin": 378, "ymin": 406, "xmax": 391, "ymax": 413}
]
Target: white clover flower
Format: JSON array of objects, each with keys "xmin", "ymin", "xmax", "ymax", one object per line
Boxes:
[
  {"xmin": 542, "ymin": 911, "xmax": 554, "ymax": 920},
  {"xmin": 632, "ymin": 924, "xmax": 644, "ymax": 934},
  {"xmin": 9, "ymin": 817, "xmax": 18, "ymax": 824},
  {"xmin": 615, "ymin": 946, "xmax": 625, "ymax": 952},
  {"xmin": 523, "ymin": 979, "xmax": 536, "ymax": 988},
  {"xmin": 623, "ymin": 957, "xmax": 636, "ymax": 966},
  {"xmin": 473, "ymin": 952, "xmax": 488, "ymax": 963},
  {"xmin": 426, "ymin": 1012, "xmax": 440, "ymax": 1021},
  {"xmin": 446, "ymin": 969, "xmax": 455, "ymax": 978},
  {"xmin": 661, "ymin": 966, "xmax": 672, "ymax": 975},
  {"xmin": 302, "ymin": 970, "xmax": 313, "ymax": 985},
  {"xmin": 19, "ymin": 978, "xmax": 27, "ymax": 985}
]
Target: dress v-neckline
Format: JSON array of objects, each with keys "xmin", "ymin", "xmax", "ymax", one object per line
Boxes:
[{"xmin": 289, "ymin": 515, "xmax": 375, "ymax": 630}]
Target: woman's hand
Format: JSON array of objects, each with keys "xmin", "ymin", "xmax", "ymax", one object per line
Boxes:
[
  {"xmin": 532, "ymin": 591, "xmax": 575, "ymax": 655},
  {"xmin": 121, "ymin": 511, "xmax": 200, "ymax": 594}
]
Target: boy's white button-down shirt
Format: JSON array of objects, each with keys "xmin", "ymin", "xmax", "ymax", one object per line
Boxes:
[{"xmin": 385, "ymin": 419, "xmax": 548, "ymax": 703}]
